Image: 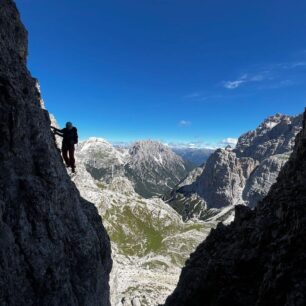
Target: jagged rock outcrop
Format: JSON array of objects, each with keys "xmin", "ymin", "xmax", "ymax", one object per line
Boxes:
[
  {"xmin": 125, "ymin": 140, "xmax": 191, "ymax": 198},
  {"xmin": 165, "ymin": 149, "xmax": 257, "ymax": 221},
  {"xmin": 77, "ymin": 137, "xmax": 126, "ymax": 182},
  {"xmin": 242, "ymin": 153, "xmax": 290, "ymax": 208},
  {"xmin": 76, "ymin": 139, "xmax": 191, "ymax": 199},
  {"xmin": 164, "ymin": 109, "xmax": 306, "ymax": 306},
  {"xmin": 0, "ymin": 1, "xmax": 112, "ymax": 305},
  {"xmin": 235, "ymin": 113, "xmax": 302, "ymax": 161},
  {"xmin": 180, "ymin": 149, "xmax": 256, "ymax": 209},
  {"xmin": 166, "ymin": 113, "xmax": 302, "ymax": 221}
]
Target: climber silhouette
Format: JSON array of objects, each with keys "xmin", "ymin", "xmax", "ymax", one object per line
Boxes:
[{"xmin": 51, "ymin": 122, "xmax": 78, "ymax": 173}]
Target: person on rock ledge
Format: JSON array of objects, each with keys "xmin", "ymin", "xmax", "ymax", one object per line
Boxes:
[{"xmin": 51, "ymin": 122, "xmax": 78, "ymax": 173}]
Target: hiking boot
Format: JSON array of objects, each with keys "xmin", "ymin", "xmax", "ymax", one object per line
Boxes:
[{"xmin": 71, "ymin": 167, "xmax": 76, "ymax": 173}]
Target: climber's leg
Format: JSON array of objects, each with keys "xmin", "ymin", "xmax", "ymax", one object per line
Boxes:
[
  {"xmin": 62, "ymin": 145, "xmax": 70, "ymax": 167},
  {"xmin": 69, "ymin": 146, "xmax": 75, "ymax": 172}
]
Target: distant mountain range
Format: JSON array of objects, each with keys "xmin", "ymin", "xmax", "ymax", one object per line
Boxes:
[
  {"xmin": 76, "ymin": 138, "xmax": 192, "ymax": 198},
  {"xmin": 113, "ymin": 142, "xmax": 215, "ymax": 166},
  {"xmin": 171, "ymin": 147, "xmax": 215, "ymax": 166},
  {"xmin": 51, "ymin": 112, "xmax": 302, "ymax": 306}
]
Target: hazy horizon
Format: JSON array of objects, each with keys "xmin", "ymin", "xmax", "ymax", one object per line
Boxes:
[{"xmin": 56, "ymin": 110, "xmax": 301, "ymax": 149}]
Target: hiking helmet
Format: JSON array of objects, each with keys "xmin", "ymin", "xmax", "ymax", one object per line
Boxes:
[{"xmin": 66, "ymin": 122, "xmax": 73, "ymax": 129}]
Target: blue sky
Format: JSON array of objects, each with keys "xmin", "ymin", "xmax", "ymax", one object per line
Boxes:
[{"xmin": 16, "ymin": 0, "xmax": 306, "ymax": 147}]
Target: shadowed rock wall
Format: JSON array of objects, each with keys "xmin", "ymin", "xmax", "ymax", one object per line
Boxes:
[{"xmin": 0, "ymin": 1, "xmax": 112, "ymax": 305}]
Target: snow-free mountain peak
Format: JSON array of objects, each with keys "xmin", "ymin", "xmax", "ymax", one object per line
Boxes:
[
  {"xmin": 128, "ymin": 140, "xmax": 185, "ymax": 168},
  {"xmin": 166, "ymin": 112, "xmax": 302, "ymax": 221},
  {"xmin": 76, "ymin": 139, "xmax": 191, "ymax": 198},
  {"xmin": 235, "ymin": 113, "xmax": 302, "ymax": 160},
  {"xmin": 125, "ymin": 140, "xmax": 191, "ymax": 198}
]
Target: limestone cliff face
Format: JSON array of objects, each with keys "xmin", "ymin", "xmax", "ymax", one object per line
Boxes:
[
  {"xmin": 166, "ymin": 113, "xmax": 302, "ymax": 221},
  {"xmin": 180, "ymin": 149, "xmax": 257, "ymax": 209},
  {"xmin": 242, "ymin": 153, "xmax": 290, "ymax": 208},
  {"xmin": 0, "ymin": 1, "xmax": 112, "ymax": 305},
  {"xmin": 235, "ymin": 113, "xmax": 302, "ymax": 161},
  {"xmin": 164, "ymin": 110, "xmax": 306, "ymax": 306},
  {"xmin": 125, "ymin": 140, "xmax": 190, "ymax": 198}
]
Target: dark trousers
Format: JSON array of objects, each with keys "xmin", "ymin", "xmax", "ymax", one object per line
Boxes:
[{"xmin": 62, "ymin": 144, "xmax": 75, "ymax": 169}]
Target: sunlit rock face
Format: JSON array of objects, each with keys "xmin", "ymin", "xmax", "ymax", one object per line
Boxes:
[
  {"xmin": 235, "ymin": 113, "xmax": 302, "ymax": 161},
  {"xmin": 164, "ymin": 110, "xmax": 306, "ymax": 306},
  {"xmin": 0, "ymin": 1, "xmax": 112, "ymax": 305},
  {"xmin": 76, "ymin": 138, "xmax": 191, "ymax": 199},
  {"xmin": 77, "ymin": 137, "xmax": 127, "ymax": 183},
  {"xmin": 166, "ymin": 113, "xmax": 302, "ymax": 221},
  {"xmin": 125, "ymin": 140, "xmax": 190, "ymax": 198},
  {"xmin": 242, "ymin": 153, "xmax": 290, "ymax": 208}
]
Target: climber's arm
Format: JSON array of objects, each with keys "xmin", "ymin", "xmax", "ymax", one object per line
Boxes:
[{"xmin": 51, "ymin": 126, "xmax": 64, "ymax": 137}]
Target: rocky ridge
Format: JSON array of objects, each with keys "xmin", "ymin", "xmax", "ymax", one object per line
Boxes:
[
  {"xmin": 77, "ymin": 137, "xmax": 127, "ymax": 182},
  {"xmin": 0, "ymin": 1, "xmax": 112, "ymax": 305},
  {"xmin": 125, "ymin": 140, "xmax": 190, "ymax": 198},
  {"xmin": 235, "ymin": 113, "xmax": 301, "ymax": 160},
  {"xmin": 164, "ymin": 109, "xmax": 306, "ymax": 306},
  {"xmin": 75, "ymin": 138, "xmax": 190, "ymax": 199},
  {"xmin": 166, "ymin": 113, "xmax": 302, "ymax": 221}
]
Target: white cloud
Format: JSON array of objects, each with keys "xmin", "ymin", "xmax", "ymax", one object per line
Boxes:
[
  {"xmin": 223, "ymin": 73, "xmax": 267, "ymax": 89},
  {"xmin": 166, "ymin": 138, "xmax": 239, "ymax": 149},
  {"xmin": 219, "ymin": 138, "xmax": 238, "ymax": 147},
  {"xmin": 277, "ymin": 61, "xmax": 306, "ymax": 69},
  {"xmin": 222, "ymin": 58, "xmax": 306, "ymax": 91},
  {"xmin": 224, "ymin": 80, "xmax": 246, "ymax": 89},
  {"xmin": 224, "ymin": 74, "xmax": 248, "ymax": 89},
  {"xmin": 179, "ymin": 120, "xmax": 191, "ymax": 127},
  {"xmin": 166, "ymin": 141, "xmax": 217, "ymax": 149}
]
